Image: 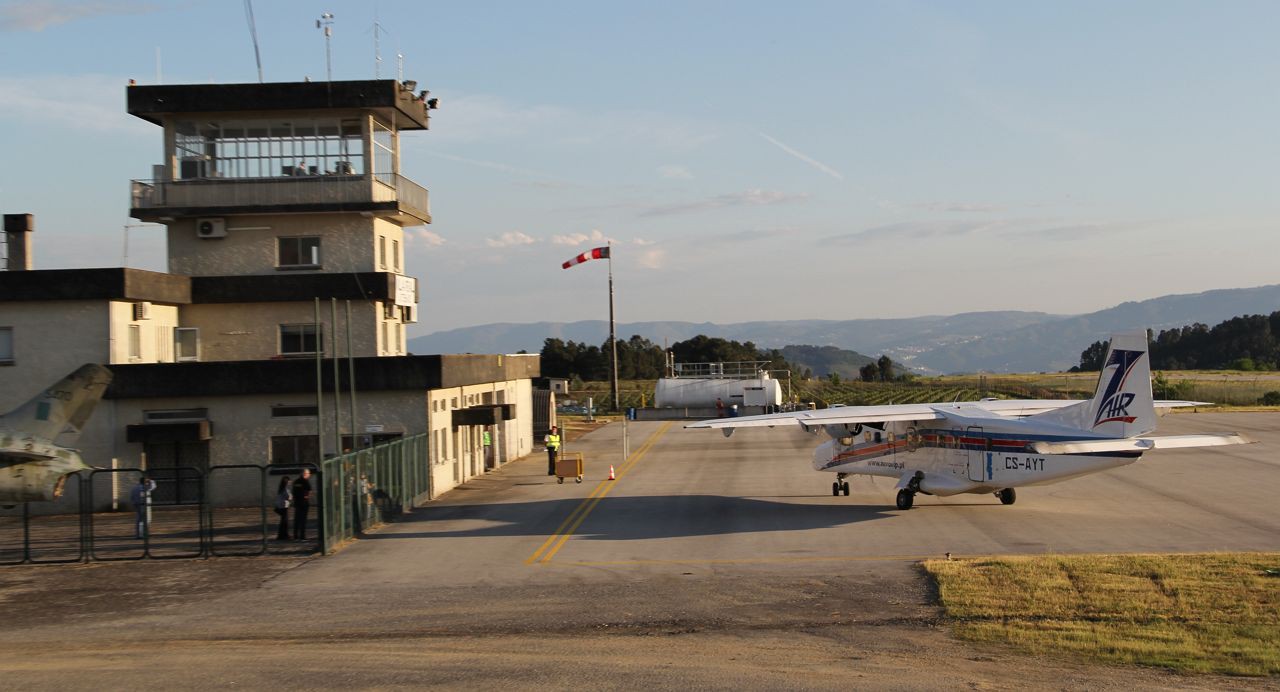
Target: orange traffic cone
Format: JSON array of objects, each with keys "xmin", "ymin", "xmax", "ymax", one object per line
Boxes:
[{"xmin": 608, "ymin": 465, "xmax": 616, "ymax": 480}]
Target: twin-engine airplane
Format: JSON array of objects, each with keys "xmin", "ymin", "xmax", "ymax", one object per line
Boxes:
[
  {"xmin": 687, "ymin": 332, "xmax": 1250, "ymax": 509},
  {"xmin": 0, "ymin": 364, "xmax": 113, "ymax": 505}
]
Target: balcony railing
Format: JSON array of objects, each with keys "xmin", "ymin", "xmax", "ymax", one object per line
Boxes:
[{"xmin": 130, "ymin": 173, "xmax": 430, "ymax": 223}]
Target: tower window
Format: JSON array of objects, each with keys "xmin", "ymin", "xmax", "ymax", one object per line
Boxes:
[
  {"xmin": 278, "ymin": 237, "xmax": 321, "ymax": 269},
  {"xmin": 280, "ymin": 323, "xmax": 322, "ymax": 356}
]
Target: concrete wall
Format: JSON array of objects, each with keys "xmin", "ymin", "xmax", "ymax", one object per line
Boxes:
[
  {"xmin": 179, "ymin": 299, "xmax": 405, "ymax": 360},
  {"xmin": 167, "ymin": 214, "xmax": 404, "ymax": 277},
  {"xmin": 0, "ymin": 301, "xmax": 109, "ymax": 412},
  {"xmin": 427, "ymin": 378, "xmax": 533, "ymax": 496},
  {"xmin": 107, "ymin": 300, "xmax": 180, "ymax": 364}
]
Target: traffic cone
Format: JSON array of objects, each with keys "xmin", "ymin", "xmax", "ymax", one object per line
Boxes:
[{"xmin": 608, "ymin": 465, "xmax": 616, "ymax": 480}]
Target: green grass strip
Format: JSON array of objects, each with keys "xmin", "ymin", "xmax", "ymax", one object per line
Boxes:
[{"xmin": 924, "ymin": 553, "xmax": 1280, "ymax": 676}]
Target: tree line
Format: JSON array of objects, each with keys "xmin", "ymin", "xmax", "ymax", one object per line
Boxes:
[
  {"xmin": 539, "ymin": 335, "xmax": 904, "ymax": 383},
  {"xmin": 1075, "ymin": 311, "xmax": 1280, "ymax": 371}
]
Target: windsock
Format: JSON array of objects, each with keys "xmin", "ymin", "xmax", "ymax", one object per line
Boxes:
[{"xmin": 562, "ymin": 246, "xmax": 610, "ymax": 269}]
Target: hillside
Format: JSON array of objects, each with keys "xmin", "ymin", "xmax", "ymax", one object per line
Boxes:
[{"xmin": 407, "ymin": 284, "xmax": 1280, "ymax": 374}]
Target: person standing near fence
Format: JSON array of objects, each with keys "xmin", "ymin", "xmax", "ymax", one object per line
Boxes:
[
  {"xmin": 292, "ymin": 468, "xmax": 313, "ymax": 541},
  {"xmin": 131, "ymin": 475, "xmax": 156, "ymax": 539},
  {"xmin": 545, "ymin": 426, "xmax": 561, "ymax": 475},
  {"xmin": 274, "ymin": 476, "xmax": 292, "ymax": 540}
]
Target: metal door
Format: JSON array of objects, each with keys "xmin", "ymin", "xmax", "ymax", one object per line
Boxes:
[{"xmin": 965, "ymin": 426, "xmax": 986, "ymax": 482}]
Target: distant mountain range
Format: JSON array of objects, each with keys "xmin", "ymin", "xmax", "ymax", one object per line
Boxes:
[{"xmin": 407, "ymin": 284, "xmax": 1280, "ymax": 374}]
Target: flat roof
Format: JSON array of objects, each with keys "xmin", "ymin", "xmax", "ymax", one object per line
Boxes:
[
  {"xmin": 106, "ymin": 354, "xmax": 540, "ymax": 398},
  {"xmin": 0, "ymin": 270, "xmax": 404, "ymax": 304},
  {"xmin": 127, "ymin": 79, "xmax": 431, "ymax": 130}
]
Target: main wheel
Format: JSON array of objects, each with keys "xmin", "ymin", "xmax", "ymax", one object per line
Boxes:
[
  {"xmin": 557, "ymin": 477, "xmax": 564, "ymax": 484},
  {"xmin": 896, "ymin": 489, "xmax": 915, "ymax": 510},
  {"xmin": 832, "ymin": 481, "xmax": 841, "ymax": 496},
  {"xmin": 841, "ymin": 482, "xmax": 850, "ymax": 496},
  {"xmin": 998, "ymin": 488, "xmax": 1016, "ymax": 505}
]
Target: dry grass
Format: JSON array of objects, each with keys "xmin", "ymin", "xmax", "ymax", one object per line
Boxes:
[{"xmin": 924, "ymin": 553, "xmax": 1280, "ymax": 676}]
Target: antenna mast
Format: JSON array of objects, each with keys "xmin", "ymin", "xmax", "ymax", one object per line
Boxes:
[
  {"xmin": 317, "ymin": 12, "xmax": 335, "ymax": 82},
  {"xmin": 244, "ymin": 0, "xmax": 264, "ymax": 83}
]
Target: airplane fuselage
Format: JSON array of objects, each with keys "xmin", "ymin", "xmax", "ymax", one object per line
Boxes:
[{"xmin": 813, "ymin": 419, "xmax": 1140, "ymax": 496}]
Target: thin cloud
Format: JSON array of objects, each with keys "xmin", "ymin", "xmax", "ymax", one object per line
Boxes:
[
  {"xmin": 639, "ymin": 189, "xmax": 808, "ymax": 218},
  {"xmin": 636, "ymin": 247, "xmax": 667, "ymax": 269},
  {"xmin": 910, "ymin": 201, "xmax": 1005, "ymax": 213},
  {"xmin": 759, "ymin": 133, "xmax": 844, "ymax": 181},
  {"xmin": 407, "ymin": 228, "xmax": 446, "ymax": 247},
  {"xmin": 551, "ymin": 229, "xmax": 612, "ymax": 246},
  {"xmin": 0, "ymin": 75, "xmax": 147, "ymax": 133},
  {"xmin": 485, "ymin": 231, "xmax": 537, "ymax": 248},
  {"xmin": 658, "ymin": 164, "xmax": 693, "ymax": 180},
  {"xmin": 707, "ymin": 227, "xmax": 802, "ymax": 244},
  {"xmin": 825, "ymin": 219, "xmax": 1006, "ymax": 244},
  {"xmin": 0, "ymin": 1, "xmax": 158, "ymax": 31}
]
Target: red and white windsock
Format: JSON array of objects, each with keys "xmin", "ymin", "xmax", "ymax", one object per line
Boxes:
[{"xmin": 562, "ymin": 246, "xmax": 610, "ymax": 269}]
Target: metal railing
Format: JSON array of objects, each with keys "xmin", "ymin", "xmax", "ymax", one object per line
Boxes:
[
  {"xmin": 670, "ymin": 361, "xmax": 773, "ymax": 380},
  {"xmin": 130, "ymin": 173, "xmax": 429, "ymax": 219},
  {"xmin": 0, "ymin": 433, "xmax": 430, "ymax": 565},
  {"xmin": 319, "ymin": 433, "xmax": 430, "ymax": 554}
]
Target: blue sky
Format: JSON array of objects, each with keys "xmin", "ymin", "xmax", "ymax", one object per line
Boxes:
[{"xmin": 2, "ymin": 1, "xmax": 1277, "ymax": 335}]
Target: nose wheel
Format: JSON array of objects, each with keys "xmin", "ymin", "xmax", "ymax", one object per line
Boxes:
[
  {"xmin": 831, "ymin": 474, "xmax": 850, "ymax": 496},
  {"xmin": 996, "ymin": 488, "xmax": 1016, "ymax": 505},
  {"xmin": 895, "ymin": 489, "xmax": 915, "ymax": 510}
]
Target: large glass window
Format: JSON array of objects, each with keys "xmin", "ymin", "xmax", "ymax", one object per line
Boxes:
[
  {"xmin": 174, "ymin": 119, "xmax": 364, "ymax": 180},
  {"xmin": 280, "ymin": 324, "xmax": 322, "ymax": 356},
  {"xmin": 0, "ymin": 326, "xmax": 13, "ymax": 364},
  {"xmin": 175, "ymin": 327, "xmax": 199, "ymax": 361},
  {"xmin": 278, "ymin": 237, "xmax": 321, "ymax": 269}
]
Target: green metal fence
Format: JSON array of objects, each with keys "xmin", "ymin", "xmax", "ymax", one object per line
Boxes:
[{"xmin": 319, "ymin": 433, "xmax": 430, "ymax": 554}]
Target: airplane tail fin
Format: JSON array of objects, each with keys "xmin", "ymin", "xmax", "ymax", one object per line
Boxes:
[
  {"xmin": 0, "ymin": 364, "xmax": 113, "ymax": 442},
  {"xmin": 1034, "ymin": 331, "xmax": 1156, "ymax": 438}
]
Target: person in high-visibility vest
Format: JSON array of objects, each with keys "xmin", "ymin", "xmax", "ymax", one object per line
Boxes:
[{"xmin": 546, "ymin": 426, "xmax": 561, "ymax": 475}]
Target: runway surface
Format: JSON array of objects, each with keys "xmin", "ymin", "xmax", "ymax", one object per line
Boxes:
[
  {"xmin": 0, "ymin": 411, "xmax": 1275, "ymax": 689},
  {"xmin": 293, "ymin": 411, "xmax": 1280, "ymax": 589}
]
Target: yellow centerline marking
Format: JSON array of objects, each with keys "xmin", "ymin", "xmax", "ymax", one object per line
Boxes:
[
  {"xmin": 558, "ymin": 554, "xmax": 944, "ymax": 567},
  {"xmin": 525, "ymin": 421, "xmax": 673, "ymax": 565}
]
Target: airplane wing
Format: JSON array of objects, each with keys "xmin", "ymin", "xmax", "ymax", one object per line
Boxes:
[
  {"xmin": 1030, "ymin": 433, "xmax": 1251, "ymax": 454},
  {"xmin": 684, "ymin": 399, "xmax": 1085, "ymax": 431}
]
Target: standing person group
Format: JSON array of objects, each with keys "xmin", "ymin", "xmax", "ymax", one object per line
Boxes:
[
  {"xmin": 545, "ymin": 426, "xmax": 561, "ymax": 475},
  {"xmin": 274, "ymin": 476, "xmax": 292, "ymax": 540},
  {"xmin": 291, "ymin": 468, "xmax": 313, "ymax": 541}
]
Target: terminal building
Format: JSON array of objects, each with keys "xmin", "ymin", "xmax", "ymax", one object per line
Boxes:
[{"xmin": 0, "ymin": 79, "xmax": 538, "ymax": 508}]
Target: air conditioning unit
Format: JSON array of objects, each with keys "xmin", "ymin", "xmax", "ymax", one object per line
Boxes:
[
  {"xmin": 133, "ymin": 302, "xmax": 152, "ymax": 320},
  {"xmin": 196, "ymin": 218, "xmax": 227, "ymax": 239}
]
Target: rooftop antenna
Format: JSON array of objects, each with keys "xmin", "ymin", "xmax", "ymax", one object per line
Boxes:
[
  {"xmin": 317, "ymin": 12, "xmax": 335, "ymax": 82},
  {"xmin": 371, "ymin": 3, "xmax": 386, "ymax": 78},
  {"xmin": 397, "ymin": 42, "xmax": 404, "ymax": 82},
  {"xmin": 244, "ymin": 0, "xmax": 264, "ymax": 83}
]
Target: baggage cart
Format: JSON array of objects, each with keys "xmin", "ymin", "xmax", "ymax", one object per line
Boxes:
[{"xmin": 555, "ymin": 452, "xmax": 584, "ymax": 484}]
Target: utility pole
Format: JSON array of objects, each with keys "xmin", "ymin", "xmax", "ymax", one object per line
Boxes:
[{"xmin": 607, "ymin": 242, "xmax": 619, "ymax": 412}]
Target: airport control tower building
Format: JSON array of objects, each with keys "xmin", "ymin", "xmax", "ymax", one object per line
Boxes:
[{"xmin": 126, "ymin": 80, "xmax": 436, "ymax": 360}]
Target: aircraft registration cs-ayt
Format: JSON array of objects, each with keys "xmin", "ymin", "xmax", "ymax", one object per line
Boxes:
[
  {"xmin": 687, "ymin": 332, "xmax": 1251, "ymax": 510},
  {"xmin": 0, "ymin": 364, "xmax": 112, "ymax": 505}
]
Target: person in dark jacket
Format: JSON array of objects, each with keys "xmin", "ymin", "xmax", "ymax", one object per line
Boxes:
[
  {"xmin": 274, "ymin": 476, "xmax": 292, "ymax": 540},
  {"xmin": 292, "ymin": 469, "xmax": 313, "ymax": 541}
]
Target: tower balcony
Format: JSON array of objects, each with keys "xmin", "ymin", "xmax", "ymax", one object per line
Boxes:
[{"xmin": 130, "ymin": 173, "xmax": 430, "ymax": 225}]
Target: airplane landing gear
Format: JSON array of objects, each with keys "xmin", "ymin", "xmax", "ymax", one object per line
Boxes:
[
  {"xmin": 997, "ymin": 488, "xmax": 1016, "ymax": 505},
  {"xmin": 831, "ymin": 473, "xmax": 850, "ymax": 496},
  {"xmin": 896, "ymin": 471, "xmax": 923, "ymax": 510}
]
